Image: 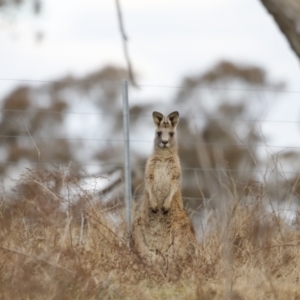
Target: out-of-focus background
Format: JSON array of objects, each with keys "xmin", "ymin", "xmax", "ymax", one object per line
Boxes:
[{"xmin": 1, "ymin": 0, "xmax": 300, "ymax": 230}]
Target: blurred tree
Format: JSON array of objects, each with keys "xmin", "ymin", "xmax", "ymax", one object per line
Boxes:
[
  {"xmin": 174, "ymin": 61, "xmax": 284, "ymax": 208},
  {"xmin": 0, "ymin": 65, "xmax": 127, "ymax": 178},
  {"xmin": 0, "ymin": 0, "xmax": 41, "ymax": 14},
  {"xmin": 0, "ymin": 61, "xmax": 286, "ymax": 210}
]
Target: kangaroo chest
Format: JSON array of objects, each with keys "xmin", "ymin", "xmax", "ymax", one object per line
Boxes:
[{"xmin": 149, "ymin": 157, "xmax": 180, "ymax": 199}]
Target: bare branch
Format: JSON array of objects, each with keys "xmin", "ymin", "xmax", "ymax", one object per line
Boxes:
[
  {"xmin": 115, "ymin": 0, "xmax": 138, "ymax": 87},
  {"xmin": 21, "ymin": 119, "xmax": 41, "ymax": 162},
  {"xmin": 27, "ymin": 176, "xmax": 59, "ymax": 202}
]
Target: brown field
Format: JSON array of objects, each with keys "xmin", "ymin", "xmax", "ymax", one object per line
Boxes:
[{"xmin": 1, "ymin": 169, "xmax": 300, "ymax": 300}]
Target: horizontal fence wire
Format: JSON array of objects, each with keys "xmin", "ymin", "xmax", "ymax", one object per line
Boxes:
[
  {"xmin": 1, "ymin": 108, "xmax": 300, "ymax": 124},
  {"xmin": 0, "ymin": 160, "xmax": 300, "ymax": 175},
  {"xmin": 0, "ymin": 77, "xmax": 300, "ymax": 93},
  {"xmin": 0, "ymin": 135, "xmax": 300, "ymax": 150},
  {"xmin": 1, "ymin": 134, "xmax": 300, "ymax": 149}
]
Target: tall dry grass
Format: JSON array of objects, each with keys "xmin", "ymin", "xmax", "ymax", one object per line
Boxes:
[{"xmin": 1, "ymin": 168, "xmax": 300, "ymax": 299}]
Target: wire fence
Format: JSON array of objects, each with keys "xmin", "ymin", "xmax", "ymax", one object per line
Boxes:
[
  {"xmin": 1, "ymin": 81, "xmax": 300, "ymax": 168},
  {"xmin": 1, "ymin": 78, "xmax": 300, "ymax": 230}
]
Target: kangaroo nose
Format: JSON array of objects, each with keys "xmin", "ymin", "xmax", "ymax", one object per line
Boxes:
[{"xmin": 162, "ymin": 140, "xmax": 168, "ymax": 145}]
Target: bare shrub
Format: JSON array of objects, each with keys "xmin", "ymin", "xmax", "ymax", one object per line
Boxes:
[{"xmin": 1, "ymin": 168, "xmax": 300, "ymax": 299}]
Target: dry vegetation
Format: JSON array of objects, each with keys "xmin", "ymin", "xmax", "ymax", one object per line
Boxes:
[{"xmin": 1, "ymin": 168, "xmax": 300, "ymax": 300}]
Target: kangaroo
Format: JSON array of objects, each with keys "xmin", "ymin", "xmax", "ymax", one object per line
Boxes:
[
  {"xmin": 131, "ymin": 111, "xmax": 197, "ymax": 274},
  {"xmin": 146, "ymin": 111, "xmax": 182, "ymax": 214}
]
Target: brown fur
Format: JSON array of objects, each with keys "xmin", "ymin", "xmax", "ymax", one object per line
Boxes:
[{"xmin": 131, "ymin": 111, "xmax": 198, "ymax": 273}]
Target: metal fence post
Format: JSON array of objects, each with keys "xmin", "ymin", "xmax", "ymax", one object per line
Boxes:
[{"xmin": 122, "ymin": 79, "xmax": 132, "ymax": 240}]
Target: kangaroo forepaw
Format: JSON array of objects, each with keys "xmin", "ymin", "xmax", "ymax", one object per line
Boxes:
[
  {"xmin": 150, "ymin": 205, "xmax": 158, "ymax": 213},
  {"xmin": 162, "ymin": 205, "xmax": 170, "ymax": 214}
]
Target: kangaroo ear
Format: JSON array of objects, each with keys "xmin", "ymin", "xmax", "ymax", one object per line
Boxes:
[
  {"xmin": 167, "ymin": 111, "xmax": 180, "ymax": 128},
  {"xmin": 152, "ymin": 111, "xmax": 164, "ymax": 127}
]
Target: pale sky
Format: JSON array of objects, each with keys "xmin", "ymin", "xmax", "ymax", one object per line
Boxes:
[{"xmin": 0, "ymin": 0, "xmax": 299, "ymax": 89}]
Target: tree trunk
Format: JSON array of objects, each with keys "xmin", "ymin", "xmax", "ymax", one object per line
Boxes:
[{"xmin": 260, "ymin": 0, "xmax": 300, "ymax": 60}]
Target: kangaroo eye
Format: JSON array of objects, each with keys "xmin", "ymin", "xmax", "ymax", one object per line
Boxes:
[
  {"xmin": 157, "ymin": 131, "xmax": 162, "ymax": 137},
  {"xmin": 169, "ymin": 132, "xmax": 174, "ymax": 137}
]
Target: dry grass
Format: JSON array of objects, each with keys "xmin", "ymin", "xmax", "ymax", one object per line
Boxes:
[{"xmin": 1, "ymin": 169, "xmax": 300, "ymax": 299}]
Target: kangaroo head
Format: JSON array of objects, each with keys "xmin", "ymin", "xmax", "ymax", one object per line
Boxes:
[{"xmin": 152, "ymin": 111, "xmax": 180, "ymax": 150}]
